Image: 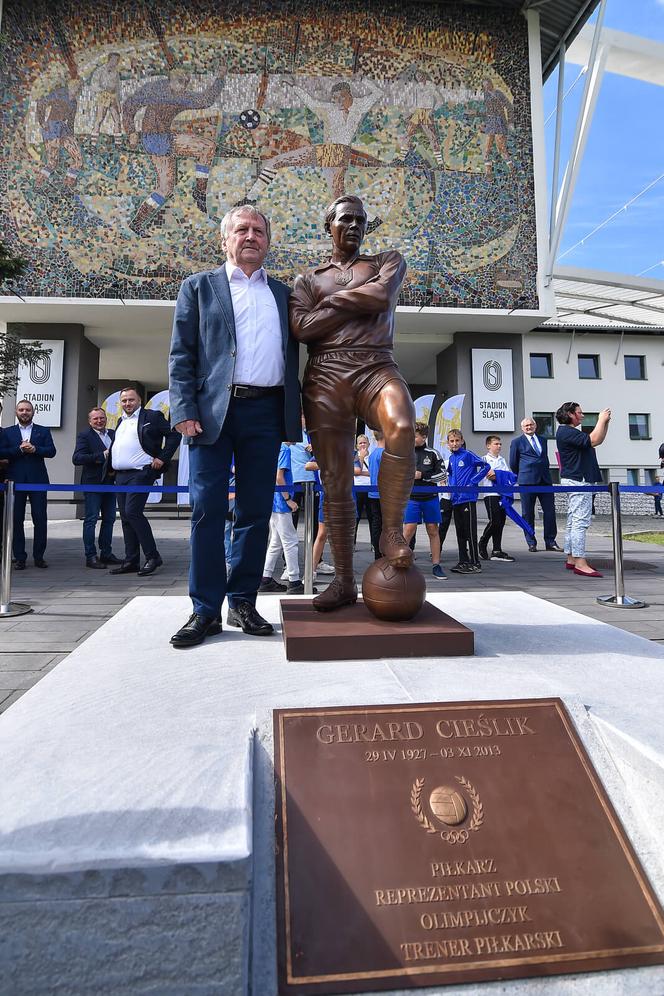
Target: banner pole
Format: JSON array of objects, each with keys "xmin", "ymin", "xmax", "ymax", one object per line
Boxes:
[
  {"xmin": 0, "ymin": 482, "xmax": 33, "ymax": 618},
  {"xmin": 597, "ymin": 482, "xmax": 646, "ymax": 609}
]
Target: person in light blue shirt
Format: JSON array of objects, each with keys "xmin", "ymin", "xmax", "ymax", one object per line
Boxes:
[{"xmin": 367, "ymin": 431, "xmax": 385, "ymax": 559}]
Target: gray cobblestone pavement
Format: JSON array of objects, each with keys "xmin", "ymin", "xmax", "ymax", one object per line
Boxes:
[{"xmin": 1, "ymin": 510, "xmax": 663, "ymax": 714}]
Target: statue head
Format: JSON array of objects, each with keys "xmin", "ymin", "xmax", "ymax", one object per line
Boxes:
[{"xmin": 324, "ymin": 195, "xmax": 368, "ymax": 256}]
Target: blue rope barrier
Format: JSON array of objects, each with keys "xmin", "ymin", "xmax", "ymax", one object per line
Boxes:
[{"xmin": 0, "ymin": 482, "xmax": 662, "ymax": 495}]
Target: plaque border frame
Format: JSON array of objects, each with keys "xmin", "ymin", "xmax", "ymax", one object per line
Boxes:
[{"xmin": 274, "ymin": 697, "xmax": 664, "ymax": 989}]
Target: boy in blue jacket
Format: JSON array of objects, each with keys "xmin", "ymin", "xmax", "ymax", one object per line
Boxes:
[{"xmin": 447, "ymin": 429, "xmax": 493, "ymax": 574}]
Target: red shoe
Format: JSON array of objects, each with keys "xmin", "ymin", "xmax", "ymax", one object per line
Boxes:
[
  {"xmin": 573, "ymin": 567, "xmax": 603, "ymax": 578},
  {"xmin": 565, "ymin": 562, "xmax": 575, "ymax": 570}
]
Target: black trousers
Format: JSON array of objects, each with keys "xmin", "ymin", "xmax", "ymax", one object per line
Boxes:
[
  {"xmin": 520, "ymin": 490, "xmax": 557, "ymax": 547},
  {"xmin": 115, "ymin": 467, "xmax": 158, "ymax": 564},
  {"xmin": 354, "ymin": 490, "xmax": 370, "ymax": 541},
  {"xmin": 13, "ymin": 490, "xmax": 48, "ymax": 563},
  {"xmin": 292, "ymin": 486, "xmax": 320, "ymax": 538},
  {"xmin": 366, "ymin": 496, "xmax": 383, "ymax": 558},
  {"xmin": 480, "ymin": 496, "xmax": 506, "ymax": 552},
  {"xmin": 438, "ymin": 498, "xmax": 453, "ymax": 549},
  {"xmin": 453, "ymin": 501, "xmax": 479, "ymax": 565}
]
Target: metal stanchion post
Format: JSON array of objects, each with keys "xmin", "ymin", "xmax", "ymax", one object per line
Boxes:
[
  {"xmin": 0, "ymin": 482, "xmax": 33, "ymax": 618},
  {"xmin": 597, "ymin": 482, "xmax": 646, "ymax": 609},
  {"xmin": 303, "ymin": 480, "xmax": 315, "ymax": 596}
]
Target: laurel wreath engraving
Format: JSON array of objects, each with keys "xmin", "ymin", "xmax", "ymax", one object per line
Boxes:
[
  {"xmin": 411, "ymin": 778, "xmax": 438, "ymax": 834},
  {"xmin": 410, "ymin": 775, "xmax": 484, "ymax": 844}
]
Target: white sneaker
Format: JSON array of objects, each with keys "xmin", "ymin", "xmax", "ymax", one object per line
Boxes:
[{"xmin": 316, "ymin": 561, "xmax": 335, "ymax": 575}]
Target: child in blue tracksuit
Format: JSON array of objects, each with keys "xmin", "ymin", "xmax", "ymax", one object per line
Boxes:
[{"xmin": 447, "ymin": 429, "xmax": 493, "ymax": 574}]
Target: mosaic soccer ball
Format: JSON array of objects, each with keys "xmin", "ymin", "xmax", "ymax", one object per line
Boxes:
[
  {"xmin": 239, "ymin": 108, "xmax": 261, "ymax": 129},
  {"xmin": 429, "ymin": 786, "xmax": 468, "ymax": 826},
  {"xmin": 361, "ymin": 557, "xmax": 425, "ymax": 621}
]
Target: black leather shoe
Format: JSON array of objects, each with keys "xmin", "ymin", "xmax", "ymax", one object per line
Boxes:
[
  {"xmin": 545, "ymin": 542, "xmax": 563, "ymax": 552},
  {"xmin": 110, "ymin": 561, "xmax": 140, "ymax": 575},
  {"xmin": 13, "ymin": 560, "xmax": 26, "ymax": 571},
  {"xmin": 99, "ymin": 554, "xmax": 122, "ymax": 565},
  {"xmin": 137, "ymin": 555, "xmax": 163, "ymax": 577},
  {"xmin": 227, "ymin": 599, "xmax": 274, "ymax": 636},
  {"xmin": 34, "ymin": 559, "xmax": 48, "ymax": 568},
  {"xmin": 86, "ymin": 557, "xmax": 107, "ymax": 569},
  {"xmin": 170, "ymin": 612, "xmax": 222, "ymax": 648}
]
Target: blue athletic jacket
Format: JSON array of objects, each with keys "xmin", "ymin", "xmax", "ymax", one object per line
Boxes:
[{"xmin": 447, "ymin": 447, "xmax": 489, "ymax": 505}]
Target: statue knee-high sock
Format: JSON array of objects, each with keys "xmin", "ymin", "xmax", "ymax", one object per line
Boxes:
[
  {"xmin": 378, "ymin": 451, "xmax": 415, "ymax": 568},
  {"xmin": 312, "ymin": 497, "xmax": 358, "ymax": 612}
]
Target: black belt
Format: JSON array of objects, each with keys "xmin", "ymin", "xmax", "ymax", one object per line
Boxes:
[{"xmin": 231, "ymin": 384, "xmax": 283, "ymax": 399}]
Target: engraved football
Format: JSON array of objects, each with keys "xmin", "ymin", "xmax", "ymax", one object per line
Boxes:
[
  {"xmin": 361, "ymin": 557, "xmax": 426, "ymax": 621},
  {"xmin": 429, "ymin": 786, "xmax": 468, "ymax": 826}
]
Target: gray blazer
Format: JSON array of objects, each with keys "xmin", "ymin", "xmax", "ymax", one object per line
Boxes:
[{"xmin": 168, "ymin": 266, "xmax": 300, "ymax": 446}]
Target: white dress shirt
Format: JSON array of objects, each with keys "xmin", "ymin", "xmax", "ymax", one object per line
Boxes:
[
  {"xmin": 479, "ymin": 452, "xmax": 509, "ymax": 489},
  {"xmin": 19, "ymin": 423, "xmax": 33, "ymax": 443},
  {"xmin": 112, "ymin": 409, "xmax": 151, "ymax": 470},
  {"xmin": 226, "ymin": 261, "xmax": 284, "ymax": 387},
  {"xmin": 95, "ymin": 429, "xmax": 112, "ymax": 450}
]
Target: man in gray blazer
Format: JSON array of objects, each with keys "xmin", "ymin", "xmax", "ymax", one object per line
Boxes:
[{"xmin": 168, "ymin": 206, "xmax": 300, "ymax": 647}]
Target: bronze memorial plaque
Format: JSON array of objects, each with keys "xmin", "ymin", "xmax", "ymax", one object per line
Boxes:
[{"xmin": 274, "ymin": 698, "xmax": 664, "ymax": 994}]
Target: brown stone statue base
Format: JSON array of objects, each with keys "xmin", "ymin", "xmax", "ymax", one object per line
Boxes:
[{"xmin": 279, "ymin": 599, "xmax": 474, "ymax": 662}]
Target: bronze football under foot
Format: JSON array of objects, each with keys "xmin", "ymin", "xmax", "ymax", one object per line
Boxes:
[{"xmin": 312, "ymin": 576, "xmax": 358, "ymax": 613}]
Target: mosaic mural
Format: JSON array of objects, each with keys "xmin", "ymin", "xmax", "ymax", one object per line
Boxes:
[{"xmin": 0, "ymin": 0, "xmax": 539, "ymax": 309}]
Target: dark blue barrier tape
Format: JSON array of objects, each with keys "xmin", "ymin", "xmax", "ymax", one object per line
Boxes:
[{"xmin": 2, "ymin": 482, "xmax": 662, "ymax": 496}]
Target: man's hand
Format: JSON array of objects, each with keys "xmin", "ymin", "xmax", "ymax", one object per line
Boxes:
[
  {"xmin": 151, "ymin": 457, "xmax": 164, "ymax": 472},
  {"xmin": 103, "ymin": 449, "xmax": 110, "ymax": 458},
  {"xmin": 20, "ymin": 441, "xmax": 36, "ymax": 454},
  {"xmin": 175, "ymin": 419, "xmax": 203, "ymax": 437}
]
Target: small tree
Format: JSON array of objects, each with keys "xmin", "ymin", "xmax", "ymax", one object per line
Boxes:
[{"xmin": 0, "ymin": 241, "xmax": 51, "ymax": 413}]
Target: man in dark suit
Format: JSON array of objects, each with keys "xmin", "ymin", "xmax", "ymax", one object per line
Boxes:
[
  {"xmin": 72, "ymin": 406, "xmax": 121, "ymax": 569},
  {"xmin": 509, "ymin": 415, "xmax": 561, "ymax": 552},
  {"xmin": 0, "ymin": 399, "xmax": 56, "ymax": 568},
  {"xmin": 168, "ymin": 205, "xmax": 300, "ymax": 647},
  {"xmin": 109, "ymin": 388, "xmax": 180, "ymax": 577}
]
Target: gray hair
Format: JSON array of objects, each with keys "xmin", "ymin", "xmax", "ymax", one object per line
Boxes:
[{"xmin": 220, "ymin": 206, "xmax": 271, "ymax": 244}]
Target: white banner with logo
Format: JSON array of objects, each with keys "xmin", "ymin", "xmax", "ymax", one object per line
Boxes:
[
  {"xmin": 432, "ymin": 394, "xmax": 465, "ymax": 459},
  {"xmin": 16, "ymin": 340, "xmax": 64, "ymax": 427},
  {"xmin": 471, "ymin": 349, "xmax": 514, "ymax": 432}
]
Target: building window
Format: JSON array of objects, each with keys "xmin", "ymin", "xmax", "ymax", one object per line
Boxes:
[
  {"xmin": 578, "ymin": 354, "xmax": 600, "ymax": 379},
  {"xmin": 533, "ymin": 412, "xmax": 555, "ymax": 439},
  {"xmin": 530, "ymin": 353, "xmax": 552, "ymax": 378},
  {"xmin": 648, "ymin": 469, "xmax": 660, "ymax": 485},
  {"xmin": 627, "ymin": 468, "xmax": 640, "ymax": 486},
  {"xmin": 629, "ymin": 414, "xmax": 651, "ymax": 440},
  {"xmin": 624, "ymin": 355, "xmax": 646, "ymax": 380},
  {"xmin": 581, "ymin": 412, "xmax": 599, "ymax": 436}
]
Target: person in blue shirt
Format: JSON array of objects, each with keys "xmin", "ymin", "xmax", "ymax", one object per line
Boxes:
[
  {"xmin": 259, "ymin": 442, "xmax": 303, "ymax": 594},
  {"xmin": 555, "ymin": 402, "xmax": 610, "ymax": 578},
  {"xmin": 366, "ymin": 431, "xmax": 385, "ymax": 560},
  {"xmin": 446, "ymin": 429, "xmax": 493, "ymax": 574}
]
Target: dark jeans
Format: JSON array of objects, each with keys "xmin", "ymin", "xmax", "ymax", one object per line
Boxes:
[
  {"xmin": 115, "ymin": 467, "xmax": 158, "ymax": 565},
  {"xmin": 82, "ymin": 491, "xmax": 117, "ymax": 559},
  {"xmin": 480, "ymin": 496, "xmax": 506, "ymax": 552},
  {"xmin": 366, "ymin": 496, "xmax": 383, "ymax": 558},
  {"xmin": 292, "ymin": 485, "xmax": 319, "ymax": 534},
  {"xmin": 13, "ymin": 490, "xmax": 47, "ymax": 563},
  {"xmin": 188, "ymin": 392, "xmax": 283, "ymax": 618}
]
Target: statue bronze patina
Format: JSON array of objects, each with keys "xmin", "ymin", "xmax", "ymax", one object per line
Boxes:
[{"xmin": 290, "ymin": 195, "xmax": 418, "ymax": 614}]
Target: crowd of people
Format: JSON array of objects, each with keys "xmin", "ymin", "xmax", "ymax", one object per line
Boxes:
[{"xmin": 0, "ymin": 395, "xmax": 612, "ymax": 585}]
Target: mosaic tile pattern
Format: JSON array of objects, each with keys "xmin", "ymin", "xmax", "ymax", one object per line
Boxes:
[{"xmin": 0, "ymin": 0, "xmax": 538, "ymax": 309}]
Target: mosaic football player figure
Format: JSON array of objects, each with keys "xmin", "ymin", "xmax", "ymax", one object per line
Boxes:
[{"xmin": 290, "ymin": 195, "xmax": 415, "ymax": 612}]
